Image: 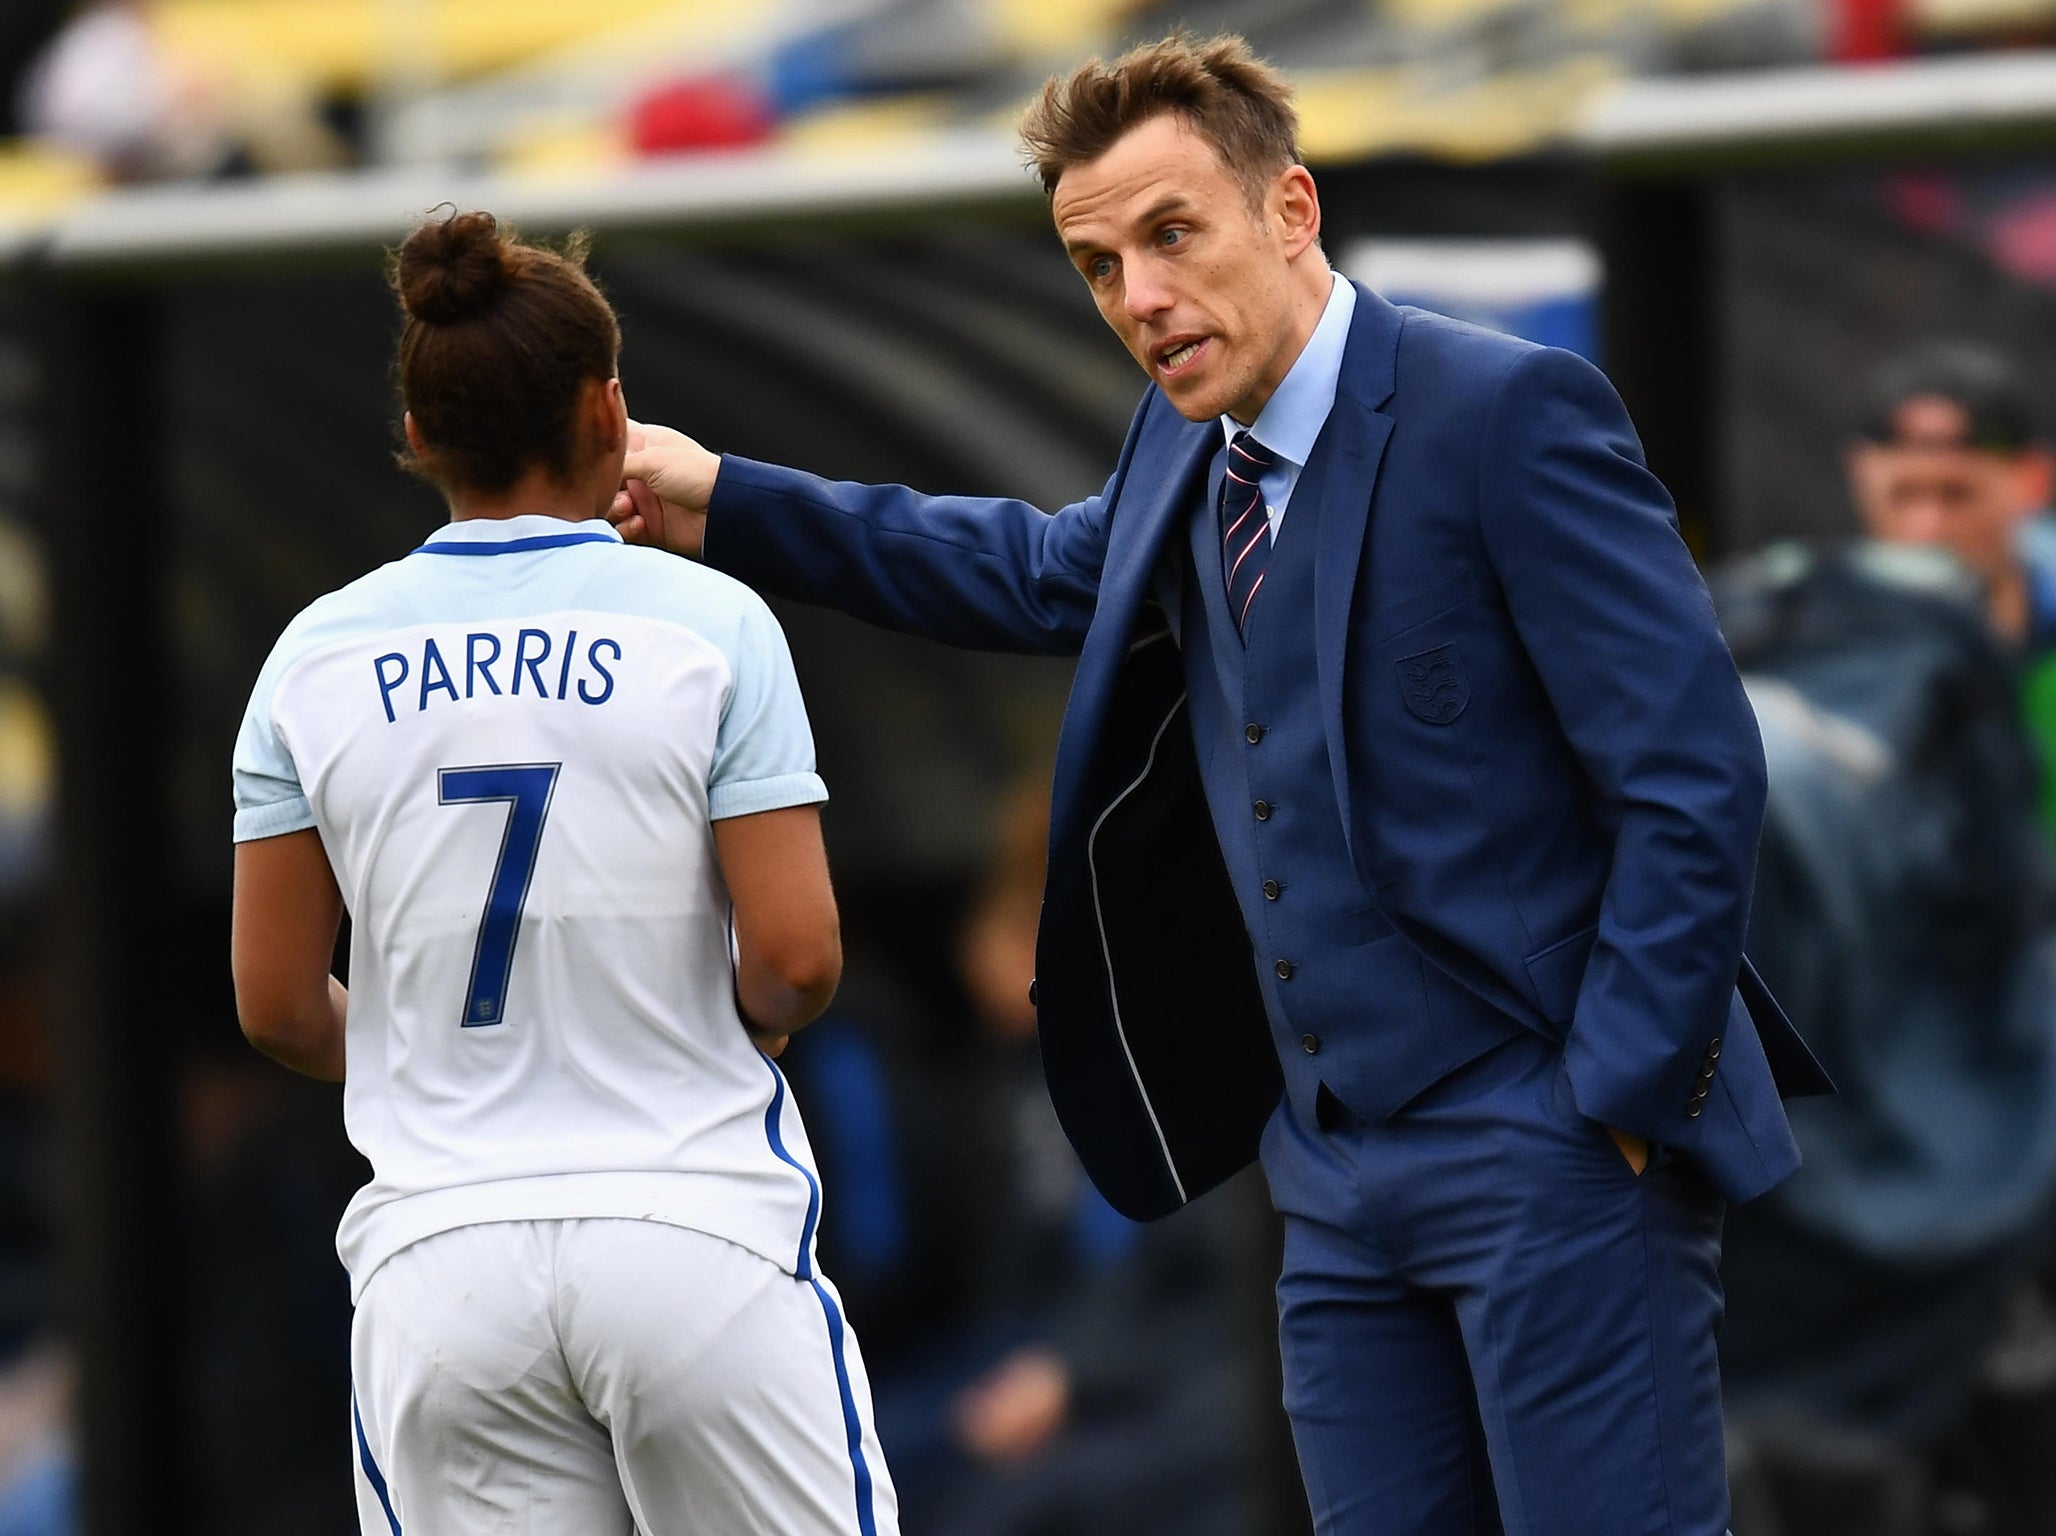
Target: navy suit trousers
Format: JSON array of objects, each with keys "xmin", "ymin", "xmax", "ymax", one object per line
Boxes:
[{"xmin": 1265, "ymin": 1033, "xmax": 1728, "ymax": 1536}]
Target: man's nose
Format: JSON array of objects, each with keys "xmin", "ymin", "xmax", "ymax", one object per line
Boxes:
[{"xmin": 1124, "ymin": 265, "xmax": 1173, "ymax": 322}]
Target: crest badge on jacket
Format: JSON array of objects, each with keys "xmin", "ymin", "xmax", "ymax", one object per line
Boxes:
[{"xmin": 1398, "ymin": 644, "xmax": 1469, "ymax": 724}]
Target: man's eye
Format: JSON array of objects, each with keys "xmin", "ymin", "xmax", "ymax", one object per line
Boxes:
[
  {"xmin": 1161, "ymin": 227, "xmax": 1188, "ymax": 247},
  {"xmin": 1090, "ymin": 256, "xmax": 1115, "ymax": 279}
]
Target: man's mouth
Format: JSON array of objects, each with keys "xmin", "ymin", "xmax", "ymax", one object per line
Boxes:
[{"xmin": 1155, "ymin": 337, "xmax": 1207, "ymax": 376}]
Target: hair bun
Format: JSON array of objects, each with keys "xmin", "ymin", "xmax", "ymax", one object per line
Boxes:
[{"xmin": 396, "ymin": 209, "xmax": 510, "ymax": 325}]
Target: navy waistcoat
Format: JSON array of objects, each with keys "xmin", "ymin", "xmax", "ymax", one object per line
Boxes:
[{"xmin": 1182, "ymin": 445, "xmax": 1524, "ymax": 1127}]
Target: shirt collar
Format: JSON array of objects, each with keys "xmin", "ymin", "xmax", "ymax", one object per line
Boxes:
[
  {"xmin": 1219, "ymin": 270, "xmax": 1356, "ymax": 468},
  {"xmin": 418, "ymin": 513, "xmax": 624, "ymax": 547}
]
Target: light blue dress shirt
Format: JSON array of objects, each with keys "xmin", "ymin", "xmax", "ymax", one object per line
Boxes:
[{"xmin": 1217, "ymin": 271, "xmax": 1357, "ymax": 543}]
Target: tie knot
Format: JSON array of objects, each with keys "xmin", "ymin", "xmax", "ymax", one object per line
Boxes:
[{"xmin": 1229, "ymin": 430, "xmax": 1275, "ymax": 472}]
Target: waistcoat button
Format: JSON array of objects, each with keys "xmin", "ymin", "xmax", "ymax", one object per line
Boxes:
[
  {"xmin": 1275, "ymin": 959, "xmax": 1294, "ymax": 980},
  {"xmin": 1262, "ymin": 879, "xmax": 1281, "ymax": 900},
  {"xmin": 1253, "ymin": 800, "xmax": 1272, "ymax": 821},
  {"xmin": 1245, "ymin": 723, "xmax": 1264, "ymax": 745},
  {"xmin": 1300, "ymin": 1033, "xmax": 1321, "ymax": 1054}
]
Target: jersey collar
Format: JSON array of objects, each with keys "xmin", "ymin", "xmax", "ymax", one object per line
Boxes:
[{"xmin": 414, "ymin": 514, "xmax": 625, "ymax": 556}]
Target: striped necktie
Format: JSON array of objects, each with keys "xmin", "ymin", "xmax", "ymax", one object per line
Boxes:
[{"xmin": 1220, "ymin": 430, "xmax": 1276, "ymax": 640}]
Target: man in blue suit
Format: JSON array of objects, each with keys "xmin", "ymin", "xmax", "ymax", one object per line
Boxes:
[{"xmin": 610, "ymin": 32, "xmax": 1829, "ymax": 1536}]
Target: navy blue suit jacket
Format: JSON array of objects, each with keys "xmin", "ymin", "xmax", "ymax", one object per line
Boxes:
[{"xmin": 707, "ymin": 283, "xmax": 1831, "ymax": 1218}]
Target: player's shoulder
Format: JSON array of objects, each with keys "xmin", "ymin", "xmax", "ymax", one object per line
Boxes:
[
  {"xmin": 605, "ymin": 540, "xmax": 766, "ymax": 603},
  {"xmin": 278, "ymin": 556, "xmax": 419, "ymax": 646},
  {"xmin": 253, "ymin": 557, "xmax": 424, "ymax": 696},
  {"xmin": 582, "ymin": 543, "xmax": 786, "ymax": 648}
]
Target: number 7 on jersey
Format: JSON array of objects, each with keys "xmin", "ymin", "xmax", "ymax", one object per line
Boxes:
[{"xmin": 438, "ymin": 763, "xmax": 561, "ymax": 1027}]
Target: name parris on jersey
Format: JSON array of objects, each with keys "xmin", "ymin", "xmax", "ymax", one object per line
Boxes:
[{"xmin": 373, "ymin": 628, "xmax": 621, "ymax": 722}]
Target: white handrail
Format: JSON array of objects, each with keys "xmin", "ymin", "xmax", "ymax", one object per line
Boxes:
[
  {"xmin": 34, "ymin": 126, "xmax": 1036, "ymax": 266},
  {"xmin": 1578, "ymin": 49, "xmax": 2056, "ymax": 156}
]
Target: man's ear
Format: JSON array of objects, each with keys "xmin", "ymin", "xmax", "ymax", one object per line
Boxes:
[{"xmin": 1269, "ymin": 164, "xmax": 1321, "ymax": 260}]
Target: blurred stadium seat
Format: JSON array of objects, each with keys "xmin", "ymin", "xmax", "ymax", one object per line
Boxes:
[
  {"xmin": 0, "ymin": 0, "xmax": 1846, "ymax": 208},
  {"xmin": 157, "ymin": 0, "xmax": 704, "ymax": 89}
]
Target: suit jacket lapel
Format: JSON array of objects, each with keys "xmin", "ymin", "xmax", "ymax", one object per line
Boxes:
[
  {"xmin": 1314, "ymin": 285, "xmax": 1402, "ymax": 862},
  {"xmin": 1096, "ymin": 404, "xmax": 1216, "ymax": 634}
]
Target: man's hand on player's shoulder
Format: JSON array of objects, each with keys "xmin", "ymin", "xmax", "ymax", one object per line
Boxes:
[{"xmin": 609, "ymin": 419, "xmax": 718, "ymax": 558}]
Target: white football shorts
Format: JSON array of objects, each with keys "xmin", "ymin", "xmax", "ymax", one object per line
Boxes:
[{"xmin": 348, "ymin": 1218, "xmax": 899, "ymax": 1536}]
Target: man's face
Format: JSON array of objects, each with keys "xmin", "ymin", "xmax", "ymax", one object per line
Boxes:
[
  {"xmin": 1848, "ymin": 395, "xmax": 2053, "ymax": 585},
  {"xmin": 1051, "ymin": 113, "xmax": 1318, "ymax": 424}
]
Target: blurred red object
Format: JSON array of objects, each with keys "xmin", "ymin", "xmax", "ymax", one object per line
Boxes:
[
  {"xmin": 1832, "ymin": 0, "xmax": 1904, "ymax": 60},
  {"xmin": 628, "ymin": 75, "xmax": 774, "ymax": 155},
  {"xmin": 1885, "ymin": 170, "xmax": 1965, "ymax": 238},
  {"xmin": 1989, "ymin": 189, "xmax": 2056, "ymax": 287}
]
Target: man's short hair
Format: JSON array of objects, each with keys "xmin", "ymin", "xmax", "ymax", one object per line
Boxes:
[
  {"xmin": 1018, "ymin": 32, "xmax": 1301, "ymax": 208},
  {"xmin": 1858, "ymin": 341, "xmax": 2042, "ymax": 453}
]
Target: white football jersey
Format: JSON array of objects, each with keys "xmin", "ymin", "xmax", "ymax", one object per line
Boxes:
[{"xmin": 233, "ymin": 514, "xmax": 831, "ymax": 1301}]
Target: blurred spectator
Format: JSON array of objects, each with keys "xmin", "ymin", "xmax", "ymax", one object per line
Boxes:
[
  {"xmin": 0, "ymin": 2, "xmax": 67, "ymax": 139},
  {"xmin": 0, "ymin": 501, "xmax": 67, "ymax": 1536},
  {"xmin": 18, "ymin": 1, "xmax": 225, "ymax": 181},
  {"xmin": 1846, "ymin": 342, "xmax": 2054, "ymax": 648},
  {"xmin": 794, "ymin": 780, "xmax": 1263, "ymax": 1536},
  {"xmin": 1845, "ymin": 341, "xmax": 2056, "ymax": 838},
  {"xmin": 0, "ymin": 1343, "xmax": 72, "ymax": 1536},
  {"xmin": 0, "ymin": 911, "xmax": 65, "ymax": 1536},
  {"xmin": 0, "ymin": 1067, "xmax": 66, "ymax": 1536},
  {"xmin": 18, "ymin": 0, "xmax": 346, "ymax": 182},
  {"xmin": 1713, "ymin": 543, "xmax": 2056, "ymax": 1529},
  {"xmin": 773, "ymin": 957, "xmax": 939, "ymax": 1367}
]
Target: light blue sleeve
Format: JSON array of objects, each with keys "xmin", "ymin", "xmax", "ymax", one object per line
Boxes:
[
  {"xmin": 232, "ymin": 646, "xmax": 317, "ymax": 843},
  {"xmin": 709, "ymin": 593, "xmax": 828, "ymax": 821}
]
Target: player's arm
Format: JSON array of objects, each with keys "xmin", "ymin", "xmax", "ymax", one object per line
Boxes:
[
  {"xmin": 230, "ymin": 828, "xmax": 347, "ymax": 1082},
  {"xmin": 713, "ymin": 805, "xmax": 840, "ymax": 1052}
]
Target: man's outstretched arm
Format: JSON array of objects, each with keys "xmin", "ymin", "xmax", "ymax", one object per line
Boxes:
[{"xmin": 609, "ymin": 415, "xmax": 1141, "ymax": 657}]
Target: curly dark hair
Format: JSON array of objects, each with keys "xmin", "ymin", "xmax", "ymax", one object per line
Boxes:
[{"xmin": 389, "ymin": 208, "xmax": 621, "ymax": 494}]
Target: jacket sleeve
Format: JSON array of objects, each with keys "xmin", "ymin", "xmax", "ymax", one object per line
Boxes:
[
  {"xmin": 702, "ymin": 455, "xmax": 1118, "ymax": 658},
  {"xmin": 1477, "ymin": 345, "xmax": 1767, "ymax": 1138}
]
